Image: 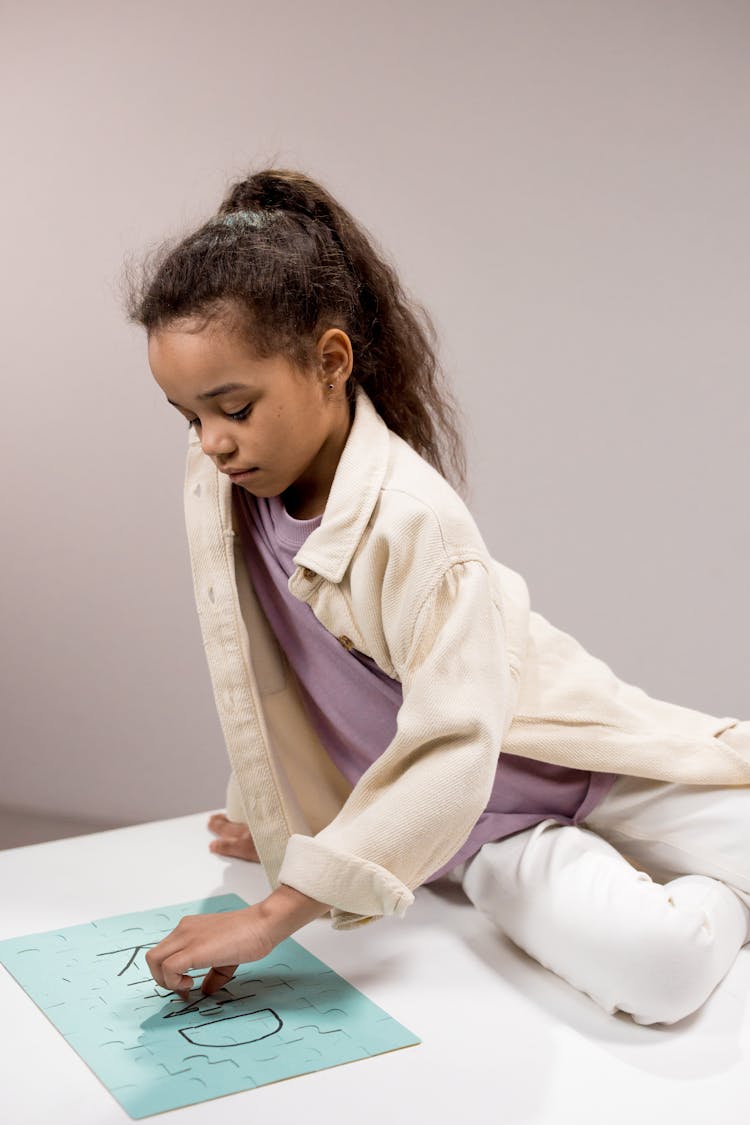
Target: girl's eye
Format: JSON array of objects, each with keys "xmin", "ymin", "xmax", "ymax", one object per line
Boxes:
[
  {"xmin": 227, "ymin": 405, "xmax": 253, "ymax": 422},
  {"xmin": 186, "ymin": 405, "xmax": 253, "ymax": 429}
]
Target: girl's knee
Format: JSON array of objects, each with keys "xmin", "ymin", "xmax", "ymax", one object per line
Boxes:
[
  {"xmin": 616, "ymin": 876, "xmax": 746, "ymax": 1025},
  {"xmin": 622, "ymin": 947, "xmax": 717, "ymax": 1026}
]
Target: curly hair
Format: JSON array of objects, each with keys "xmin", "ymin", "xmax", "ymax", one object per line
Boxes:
[{"xmin": 121, "ymin": 165, "xmax": 468, "ymax": 495}]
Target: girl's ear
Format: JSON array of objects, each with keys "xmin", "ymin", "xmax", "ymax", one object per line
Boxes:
[{"xmin": 316, "ymin": 327, "xmax": 353, "ymax": 384}]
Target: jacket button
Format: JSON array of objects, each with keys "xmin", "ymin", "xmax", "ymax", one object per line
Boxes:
[
  {"xmin": 302, "ymin": 567, "xmax": 316, "ymax": 580},
  {"xmin": 338, "ymin": 634, "xmax": 354, "ymax": 650}
]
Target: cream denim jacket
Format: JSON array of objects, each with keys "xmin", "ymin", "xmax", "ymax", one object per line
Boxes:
[{"xmin": 183, "ymin": 384, "xmax": 747, "ymax": 929}]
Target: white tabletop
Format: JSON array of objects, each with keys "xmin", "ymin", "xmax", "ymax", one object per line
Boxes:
[{"xmin": 1, "ymin": 811, "xmax": 748, "ymax": 1124}]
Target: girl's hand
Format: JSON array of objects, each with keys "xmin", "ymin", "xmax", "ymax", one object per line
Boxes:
[
  {"xmin": 207, "ymin": 812, "xmax": 260, "ymax": 862},
  {"xmin": 145, "ymin": 888, "xmax": 330, "ymax": 1000},
  {"xmin": 145, "ymin": 905, "xmax": 275, "ymax": 999}
]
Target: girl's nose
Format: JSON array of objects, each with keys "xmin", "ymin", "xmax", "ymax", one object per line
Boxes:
[{"xmin": 199, "ymin": 423, "xmax": 236, "ymax": 459}]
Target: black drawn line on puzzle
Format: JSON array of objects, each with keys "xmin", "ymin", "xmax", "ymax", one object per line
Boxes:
[
  {"xmin": 158, "ymin": 980, "xmax": 267, "ymax": 1019},
  {"xmin": 43, "ymin": 935, "xmax": 360, "ymax": 1060},
  {"xmin": 90, "ymin": 940, "xmax": 286, "ymax": 1034},
  {"xmin": 179, "ymin": 1008, "xmax": 283, "ymax": 1047},
  {"xmin": 136, "ymin": 986, "xmax": 267, "ymax": 1020},
  {"xmin": 97, "ymin": 943, "xmax": 163, "ymax": 975},
  {"xmin": 96, "ymin": 942, "xmax": 285, "ymax": 998},
  {"xmin": 154, "ymin": 999, "xmax": 223, "ymax": 1019}
]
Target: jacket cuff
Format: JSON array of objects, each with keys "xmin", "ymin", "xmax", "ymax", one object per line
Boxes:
[{"xmin": 277, "ymin": 834, "xmax": 415, "ymax": 924}]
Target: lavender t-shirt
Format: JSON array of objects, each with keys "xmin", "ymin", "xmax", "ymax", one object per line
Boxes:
[{"xmin": 233, "ymin": 487, "xmax": 619, "ymax": 883}]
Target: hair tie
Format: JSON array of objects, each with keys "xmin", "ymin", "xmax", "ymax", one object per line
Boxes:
[{"xmin": 212, "ymin": 209, "xmax": 273, "ymax": 229}]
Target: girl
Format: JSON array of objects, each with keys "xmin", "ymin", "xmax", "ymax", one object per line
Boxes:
[{"xmin": 125, "ymin": 167, "xmax": 750, "ymax": 1027}]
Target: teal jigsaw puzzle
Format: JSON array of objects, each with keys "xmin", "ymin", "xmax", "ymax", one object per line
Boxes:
[{"xmin": 0, "ymin": 893, "xmax": 421, "ymax": 1118}]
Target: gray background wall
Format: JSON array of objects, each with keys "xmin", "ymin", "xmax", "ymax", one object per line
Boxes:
[{"xmin": 2, "ymin": 0, "xmax": 748, "ymax": 845}]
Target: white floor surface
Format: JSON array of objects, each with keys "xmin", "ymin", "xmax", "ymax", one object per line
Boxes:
[{"xmin": 1, "ymin": 811, "xmax": 748, "ymax": 1123}]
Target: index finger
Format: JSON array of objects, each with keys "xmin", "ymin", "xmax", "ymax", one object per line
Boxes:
[{"xmin": 201, "ymin": 964, "xmax": 238, "ymax": 996}]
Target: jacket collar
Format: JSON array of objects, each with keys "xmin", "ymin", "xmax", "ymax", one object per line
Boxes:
[
  {"xmin": 289, "ymin": 383, "xmax": 390, "ymax": 583},
  {"xmin": 194, "ymin": 382, "xmax": 391, "ymax": 586}
]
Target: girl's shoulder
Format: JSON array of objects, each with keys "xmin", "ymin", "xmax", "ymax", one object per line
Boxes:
[{"xmin": 372, "ymin": 428, "xmax": 491, "ymax": 567}]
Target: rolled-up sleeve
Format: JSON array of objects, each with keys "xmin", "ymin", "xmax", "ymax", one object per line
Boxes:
[{"xmin": 276, "ymin": 559, "xmax": 513, "ymax": 929}]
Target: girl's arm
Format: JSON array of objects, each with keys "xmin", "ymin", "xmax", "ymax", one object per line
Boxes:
[
  {"xmin": 144, "ymin": 882, "xmax": 331, "ymax": 999},
  {"xmin": 259, "ymin": 882, "xmax": 331, "ymax": 943},
  {"xmin": 277, "ymin": 556, "xmax": 514, "ymax": 929}
]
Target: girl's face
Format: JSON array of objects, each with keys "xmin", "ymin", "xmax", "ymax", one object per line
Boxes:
[{"xmin": 148, "ymin": 320, "xmax": 353, "ymax": 519}]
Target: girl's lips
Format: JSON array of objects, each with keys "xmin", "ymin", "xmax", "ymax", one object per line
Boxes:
[{"xmin": 227, "ymin": 468, "xmax": 260, "ymax": 479}]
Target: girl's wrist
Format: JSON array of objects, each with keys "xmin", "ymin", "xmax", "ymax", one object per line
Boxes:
[{"xmin": 256, "ymin": 883, "xmax": 331, "ymax": 944}]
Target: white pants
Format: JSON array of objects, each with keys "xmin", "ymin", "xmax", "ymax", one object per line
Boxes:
[{"xmin": 450, "ymin": 731, "xmax": 750, "ymax": 1026}]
